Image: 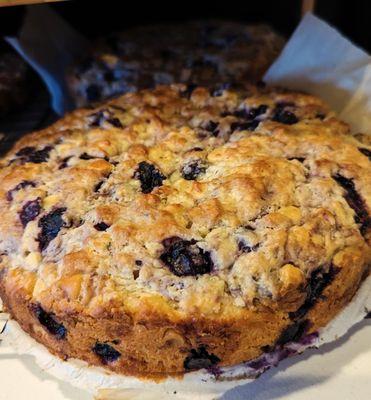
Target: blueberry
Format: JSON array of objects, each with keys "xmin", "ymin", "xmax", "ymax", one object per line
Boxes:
[
  {"xmin": 86, "ymin": 85, "xmax": 102, "ymax": 102},
  {"xmin": 135, "ymin": 260, "xmax": 143, "ymax": 266},
  {"xmin": 94, "ymin": 180, "xmax": 104, "ymax": 192},
  {"xmin": 288, "ymin": 157, "xmax": 305, "ymax": 163},
  {"xmin": 89, "ymin": 109, "xmax": 123, "ymax": 128},
  {"xmin": 359, "ymin": 148, "xmax": 371, "ymax": 160},
  {"xmin": 204, "ymin": 121, "xmax": 219, "ymax": 137},
  {"xmin": 94, "ymin": 222, "xmax": 110, "ymax": 231},
  {"xmin": 15, "ymin": 146, "xmax": 53, "ymax": 164},
  {"xmin": 31, "ymin": 304, "xmax": 67, "ymax": 340},
  {"xmin": 92, "ymin": 342, "xmax": 121, "ymax": 364},
  {"xmin": 37, "ymin": 208, "xmax": 66, "ymax": 251},
  {"xmin": 210, "ymin": 82, "xmax": 231, "ymax": 97},
  {"xmin": 290, "ymin": 266, "xmax": 339, "ymax": 320},
  {"xmin": 333, "ymin": 174, "xmax": 370, "ymax": 234},
  {"xmin": 133, "ymin": 161, "xmax": 166, "ymax": 194},
  {"xmin": 58, "ymin": 156, "xmax": 72, "ymax": 169},
  {"xmin": 184, "ymin": 346, "xmax": 220, "ymax": 370},
  {"xmin": 238, "ymin": 240, "xmax": 259, "ymax": 253},
  {"xmin": 276, "ymin": 320, "xmax": 309, "ymax": 345},
  {"xmin": 80, "ymin": 153, "xmax": 96, "ymax": 160},
  {"xmin": 234, "ymin": 105, "xmax": 268, "ymax": 120},
  {"xmin": 316, "ymin": 112, "xmax": 326, "ymax": 120},
  {"xmin": 79, "ymin": 153, "xmax": 109, "ymax": 161},
  {"xmin": 19, "ymin": 198, "xmax": 41, "ymax": 228},
  {"xmin": 231, "ymin": 120, "xmax": 259, "ymax": 132},
  {"xmin": 272, "ymin": 104, "xmax": 298, "ymax": 125},
  {"xmin": 181, "ymin": 160, "xmax": 207, "ymax": 180},
  {"xmin": 160, "ymin": 237, "xmax": 213, "ymax": 277},
  {"xmin": 180, "ymin": 84, "xmax": 197, "ymax": 99},
  {"xmin": 7, "ymin": 180, "xmax": 36, "ymax": 201}
]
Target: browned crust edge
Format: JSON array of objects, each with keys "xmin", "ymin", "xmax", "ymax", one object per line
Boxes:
[{"xmin": 0, "ymin": 247, "xmax": 368, "ymax": 379}]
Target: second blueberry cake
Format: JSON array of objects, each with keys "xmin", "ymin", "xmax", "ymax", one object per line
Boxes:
[
  {"xmin": 0, "ymin": 84, "xmax": 370, "ymax": 378},
  {"xmin": 68, "ymin": 21, "xmax": 285, "ymax": 107}
]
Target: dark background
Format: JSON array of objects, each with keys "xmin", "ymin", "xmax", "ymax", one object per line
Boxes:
[
  {"xmin": 0, "ymin": 0, "xmax": 370, "ymax": 52},
  {"xmin": 0, "ymin": 0, "xmax": 369, "ymax": 147}
]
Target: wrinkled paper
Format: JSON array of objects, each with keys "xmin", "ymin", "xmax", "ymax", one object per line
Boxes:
[{"xmin": 1, "ymin": 10, "xmax": 371, "ymax": 400}]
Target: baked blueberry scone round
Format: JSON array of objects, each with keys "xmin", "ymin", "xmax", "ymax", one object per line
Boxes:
[
  {"xmin": 0, "ymin": 84, "xmax": 370, "ymax": 378},
  {"xmin": 68, "ymin": 21, "xmax": 284, "ymax": 107}
]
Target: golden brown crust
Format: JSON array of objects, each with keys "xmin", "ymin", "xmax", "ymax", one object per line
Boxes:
[{"xmin": 0, "ymin": 84, "xmax": 370, "ymax": 377}]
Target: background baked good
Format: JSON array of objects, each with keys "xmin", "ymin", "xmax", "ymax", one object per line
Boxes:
[
  {"xmin": 0, "ymin": 44, "xmax": 31, "ymax": 116},
  {"xmin": 68, "ymin": 21, "xmax": 285, "ymax": 107}
]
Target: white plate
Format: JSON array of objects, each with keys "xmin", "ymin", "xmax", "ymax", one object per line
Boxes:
[{"xmin": 0, "ymin": 318, "xmax": 370, "ymax": 400}]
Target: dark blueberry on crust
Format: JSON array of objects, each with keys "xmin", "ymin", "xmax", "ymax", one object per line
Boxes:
[
  {"xmin": 238, "ymin": 240, "xmax": 259, "ymax": 253},
  {"xmin": 86, "ymin": 84, "xmax": 102, "ymax": 102},
  {"xmin": 180, "ymin": 83, "xmax": 197, "ymax": 99},
  {"xmin": 359, "ymin": 148, "xmax": 371, "ymax": 160},
  {"xmin": 94, "ymin": 180, "xmax": 104, "ymax": 192},
  {"xmin": 94, "ymin": 222, "xmax": 110, "ymax": 231},
  {"xmin": 15, "ymin": 146, "xmax": 53, "ymax": 164},
  {"xmin": 290, "ymin": 266, "xmax": 339, "ymax": 320},
  {"xmin": 204, "ymin": 120, "xmax": 219, "ymax": 136},
  {"xmin": 184, "ymin": 346, "xmax": 220, "ymax": 370},
  {"xmin": 19, "ymin": 198, "xmax": 41, "ymax": 228},
  {"xmin": 316, "ymin": 112, "xmax": 326, "ymax": 120},
  {"xmin": 89, "ymin": 109, "xmax": 123, "ymax": 128},
  {"xmin": 160, "ymin": 236, "xmax": 213, "ymax": 276},
  {"xmin": 234, "ymin": 104, "xmax": 268, "ymax": 120},
  {"xmin": 211, "ymin": 82, "xmax": 231, "ymax": 97},
  {"xmin": 58, "ymin": 156, "xmax": 72, "ymax": 170},
  {"xmin": 80, "ymin": 153, "xmax": 96, "ymax": 160},
  {"xmin": 16, "ymin": 146, "xmax": 36, "ymax": 157},
  {"xmin": 7, "ymin": 180, "xmax": 36, "ymax": 201},
  {"xmin": 181, "ymin": 160, "xmax": 206, "ymax": 180},
  {"xmin": 133, "ymin": 161, "xmax": 166, "ymax": 194},
  {"xmin": 230, "ymin": 120, "xmax": 259, "ymax": 132},
  {"xmin": 135, "ymin": 260, "xmax": 143, "ymax": 266},
  {"xmin": 333, "ymin": 174, "xmax": 370, "ymax": 234},
  {"xmin": 287, "ymin": 157, "xmax": 305, "ymax": 163},
  {"xmin": 92, "ymin": 342, "xmax": 121, "ymax": 364},
  {"xmin": 276, "ymin": 320, "xmax": 309, "ymax": 345},
  {"xmin": 30, "ymin": 304, "xmax": 67, "ymax": 340},
  {"xmin": 37, "ymin": 208, "xmax": 67, "ymax": 251},
  {"xmin": 272, "ymin": 104, "xmax": 298, "ymax": 125}
]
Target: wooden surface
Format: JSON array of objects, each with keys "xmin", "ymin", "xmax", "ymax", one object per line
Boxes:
[
  {"xmin": 0, "ymin": 0, "xmax": 63, "ymax": 6},
  {"xmin": 301, "ymin": 0, "xmax": 316, "ymax": 16}
]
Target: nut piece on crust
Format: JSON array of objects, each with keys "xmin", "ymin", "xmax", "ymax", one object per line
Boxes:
[
  {"xmin": 68, "ymin": 21, "xmax": 285, "ymax": 107},
  {"xmin": 0, "ymin": 84, "xmax": 370, "ymax": 378}
]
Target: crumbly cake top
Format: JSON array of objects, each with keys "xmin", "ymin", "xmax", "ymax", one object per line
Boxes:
[
  {"xmin": 69, "ymin": 21, "xmax": 284, "ymax": 106},
  {"xmin": 0, "ymin": 84, "xmax": 370, "ymax": 320}
]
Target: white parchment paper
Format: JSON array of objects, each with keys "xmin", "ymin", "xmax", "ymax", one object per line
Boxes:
[
  {"xmin": 5, "ymin": 5, "xmax": 88, "ymax": 115},
  {"xmin": 265, "ymin": 13, "xmax": 371, "ymax": 133},
  {"xmin": 0, "ymin": 10, "xmax": 370, "ymax": 400}
]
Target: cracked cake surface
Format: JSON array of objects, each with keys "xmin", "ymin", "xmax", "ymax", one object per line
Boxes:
[
  {"xmin": 68, "ymin": 21, "xmax": 284, "ymax": 107},
  {"xmin": 0, "ymin": 84, "xmax": 370, "ymax": 377}
]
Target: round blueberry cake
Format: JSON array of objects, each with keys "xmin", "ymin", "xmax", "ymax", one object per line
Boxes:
[
  {"xmin": 0, "ymin": 84, "xmax": 370, "ymax": 378},
  {"xmin": 68, "ymin": 21, "xmax": 284, "ymax": 107}
]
